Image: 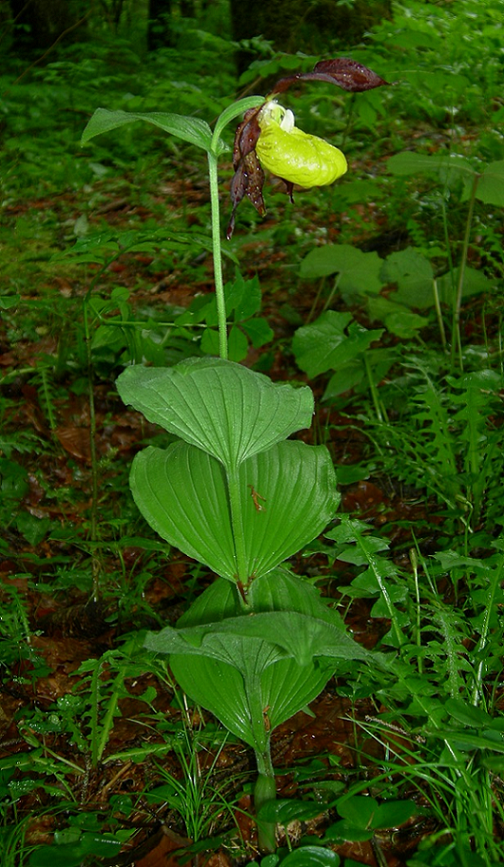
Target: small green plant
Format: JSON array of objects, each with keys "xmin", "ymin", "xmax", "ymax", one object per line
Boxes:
[
  {"xmin": 145, "ymin": 712, "xmax": 243, "ymax": 851},
  {"xmin": 328, "ymin": 517, "xmax": 504, "ymax": 865}
]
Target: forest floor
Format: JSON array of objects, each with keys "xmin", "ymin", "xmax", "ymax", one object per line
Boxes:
[{"xmin": 1, "ymin": 38, "xmax": 504, "ymax": 863}]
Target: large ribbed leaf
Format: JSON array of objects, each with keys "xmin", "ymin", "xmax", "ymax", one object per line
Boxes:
[
  {"xmin": 260, "ymin": 656, "xmax": 336, "ymax": 730},
  {"xmin": 170, "ymin": 652, "xmax": 254, "ymax": 744},
  {"xmin": 130, "ymin": 440, "xmax": 338, "ymax": 581},
  {"xmin": 130, "ymin": 442, "xmax": 236, "ymax": 578},
  {"xmin": 145, "ymin": 610, "xmax": 362, "ymax": 666},
  {"xmin": 239, "ymin": 441, "xmax": 338, "ymax": 576},
  {"xmin": 116, "ymin": 358, "xmax": 313, "ymax": 470}
]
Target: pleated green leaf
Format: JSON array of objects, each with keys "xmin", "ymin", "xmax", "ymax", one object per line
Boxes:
[
  {"xmin": 240, "ymin": 441, "xmax": 339, "ymax": 577},
  {"xmin": 177, "ymin": 569, "xmax": 346, "ymax": 628},
  {"xmin": 146, "ymin": 609, "xmax": 364, "ymax": 668},
  {"xmin": 116, "ymin": 358, "xmax": 314, "ymax": 470},
  {"xmin": 170, "ymin": 651, "xmax": 255, "ymax": 744},
  {"xmin": 260, "ymin": 656, "xmax": 335, "ymax": 730},
  {"xmin": 130, "ymin": 440, "xmax": 338, "ymax": 581},
  {"xmin": 203, "ymin": 611, "xmax": 366, "ymax": 666},
  {"xmin": 169, "ymin": 644, "xmax": 336, "ymax": 747},
  {"xmin": 131, "ymin": 441, "xmax": 237, "ymax": 578},
  {"xmin": 146, "ymin": 571, "xmax": 365, "ymax": 748}
]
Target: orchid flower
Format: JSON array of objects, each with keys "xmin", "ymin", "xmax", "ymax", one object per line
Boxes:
[
  {"xmin": 256, "ymin": 100, "xmax": 347, "ymax": 188},
  {"xmin": 227, "ymin": 58, "xmax": 390, "ymax": 238}
]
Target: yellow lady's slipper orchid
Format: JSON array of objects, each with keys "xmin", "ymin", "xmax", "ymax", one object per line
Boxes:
[
  {"xmin": 227, "ymin": 58, "xmax": 389, "ymax": 237},
  {"xmin": 256, "ymin": 101, "xmax": 347, "ymax": 188}
]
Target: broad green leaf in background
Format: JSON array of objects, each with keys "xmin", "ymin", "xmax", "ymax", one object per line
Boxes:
[
  {"xmin": 200, "ymin": 323, "xmax": 249, "ymax": 361},
  {"xmin": 437, "ymin": 267, "xmax": 496, "ymax": 305},
  {"xmin": 226, "ymin": 323, "xmax": 250, "ymax": 360},
  {"xmin": 322, "ymin": 360, "xmax": 365, "ymax": 400},
  {"xmin": 257, "ymin": 799, "xmax": 329, "ymax": 825},
  {"xmin": 384, "ymin": 311, "xmax": 429, "ymax": 338},
  {"xmin": 335, "ymin": 795, "xmax": 415, "ymax": 830},
  {"xmin": 117, "ymin": 358, "xmax": 314, "ymax": 470},
  {"xmin": 0, "ymin": 294, "xmax": 19, "ymax": 309},
  {"xmin": 324, "ymin": 795, "xmax": 416, "ymax": 843},
  {"xmin": 387, "ymin": 151, "xmax": 475, "ymax": 192},
  {"xmin": 380, "ymin": 248, "xmax": 434, "ymax": 309},
  {"xmin": 130, "ymin": 440, "xmax": 338, "ymax": 581},
  {"xmin": 444, "ymin": 698, "xmax": 498, "ymax": 729},
  {"xmin": 293, "ymin": 312, "xmax": 383, "ymax": 379},
  {"xmin": 474, "ymin": 160, "xmax": 504, "ymax": 206},
  {"xmin": 81, "ymin": 107, "xmax": 219, "ymax": 153},
  {"xmin": 322, "ymin": 348, "xmax": 395, "ymax": 402},
  {"xmin": 191, "ymin": 274, "xmax": 263, "ymax": 326},
  {"xmin": 300, "ymin": 244, "xmax": 383, "ymax": 298},
  {"xmin": 240, "ymin": 317, "xmax": 275, "ymax": 348}
]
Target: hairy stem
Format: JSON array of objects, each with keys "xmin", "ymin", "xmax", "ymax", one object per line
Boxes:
[{"xmin": 207, "ymin": 95, "xmax": 264, "ymax": 361}]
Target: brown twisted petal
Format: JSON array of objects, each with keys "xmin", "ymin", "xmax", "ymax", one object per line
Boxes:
[
  {"xmin": 227, "ymin": 150, "xmax": 265, "ymax": 240},
  {"xmin": 227, "ymin": 106, "xmax": 266, "ymax": 238},
  {"xmin": 271, "ymin": 57, "xmax": 391, "ymax": 95},
  {"xmin": 233, "ymin": 108, "xmax": 262, "ymax": 165}
]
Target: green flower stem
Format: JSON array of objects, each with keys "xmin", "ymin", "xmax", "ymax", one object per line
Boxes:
[
  {"xmin": 432, "ymin": 278, "xmax": 447, "ymax": 351},
  {"xmin": 207, "ymin": 96, "xmax": 265, "ymax": 361},
  {"xmin": 207, "ymin": 149, "xmax": 228, "ymax": 360},
  {"xmin": 83, "ymin": 297, "xmax": 101, "ymax": 601}
]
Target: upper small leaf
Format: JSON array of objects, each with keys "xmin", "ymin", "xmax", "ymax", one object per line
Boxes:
[{"xmin": 81, "ymin": 107, "xmax": 216, "ymax": 152}]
